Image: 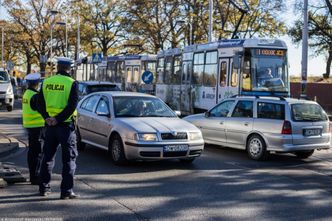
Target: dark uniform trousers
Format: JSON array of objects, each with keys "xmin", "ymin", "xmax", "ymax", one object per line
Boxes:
[
  {"xmin": 39, "ymin": 123, "xmax": 78, "ymax": 195},
  {"xmin": 27, "ymin": 127, "xmax": 43, "ymax": 182}
]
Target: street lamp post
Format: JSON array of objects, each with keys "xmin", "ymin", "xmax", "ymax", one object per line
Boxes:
[
  {"xmin": 1, "ymin": 27, "xmax": 3, "ymax": 68},
  {"xmin": 175, "ymin": 20, "xmax": 192, "ymax": 46},
  {"xmin": 209, "ymin": 0, "xmax": 213, "ymax": 43},
  {"xmin": 0, "ymin": 0, "xmax": 4, "ymax": 68},
  {"xmin": 57, "ymin": 19, "xmax": 68, "ymax": 57},
  {"xmin": 301, "ymin": 0, "xmax": 308, "ymax": 98},
  {"xmin": 50, "ymin": 10, "xmax": 58, "ymax": 75}
]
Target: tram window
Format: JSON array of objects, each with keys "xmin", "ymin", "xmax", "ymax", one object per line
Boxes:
[
  {"xmin": 126, "ymin": 67, "xmax": 132, "ymax": 83},
  {"xmin": 220, "ymin": 61, "xmax": 227, "ymax": 87},
  {"xmin": 172, "ymin": 56, "xmax": 181, "ymax": 84},
  {"xmin": 203, "ymin": 51, "xmax": 217, "ymax": 86},
  {"xmin": 116, "ymin": 61, "xmax": 124, "ymax": 83},
  {"xmin": 242, "ymin": 59, "xmax": 251, "ymax": 91},
  {"xmin": 193, "ymin": 53, "xmax": 204, "ymax": 85},
  {"xmin": 157, "ymin": 58, "xmax": 164, "ymax": 83},
  {"xmin": 165, "ymin": 57, "xmax": 172, "ymax": 84},
  {"xmin": 231, "ymin": 62, "xmax": 239, "ymax": 87},
  {"xmin": 133, "ymin": 67, "xmax": 140, "ymax": 83}
]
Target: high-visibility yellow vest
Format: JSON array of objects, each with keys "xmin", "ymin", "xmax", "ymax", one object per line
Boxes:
[
  {"xmin": 42, "ymin": 74, "xmax": 75, "ymax": 123},
  {"xmin": 22, "ymin": 89, "xmax": 45, "ymax": 128}
]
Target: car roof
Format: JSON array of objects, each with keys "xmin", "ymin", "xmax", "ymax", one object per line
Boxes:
[
  {"xmin": 89, "ymin": 91, "xmax": 156, "ymax": 98},
  {"xmin": 79, "ymin": 81, "xmax": 118, "ymax": 86},
  {"xmin": 227, "ymin": 95, "xmax": 320, "ymax": 105}
]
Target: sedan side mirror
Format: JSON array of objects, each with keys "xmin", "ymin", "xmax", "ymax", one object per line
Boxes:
[
  {"xmin": 205, "ymin": 111, "xmax": 210, "ymax": 118},
  {"xmin": 174, "ymin": 110, "xmax": 181, "ymax": 117}
]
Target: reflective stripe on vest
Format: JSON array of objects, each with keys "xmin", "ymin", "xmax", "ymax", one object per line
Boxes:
[
  {"xmin": 42, "ymin": 74, "xmax": 75, "ymax": 123},
  {"xmin": 22, "ymin": 89, "xmax": 45, "ymax": 128}
]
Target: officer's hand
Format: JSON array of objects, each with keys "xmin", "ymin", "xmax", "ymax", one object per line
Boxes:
[
  {"xmin": 46, "ymin": 117, "xmax": 57, "ymax": 126},
  {"xmin": 49, "ymin": 117, "xmax": 58, "ymax": 126},
  {"xmin": 45, "ymin": 118, "xmax": 53, "ymax": 126}
]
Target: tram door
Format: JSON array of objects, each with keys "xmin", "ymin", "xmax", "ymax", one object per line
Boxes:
[
  {"xmin": 217, "ymin": 58, "xmax": 229, "ymax": 103},
  {"xmin": 125, "ymin": 65, "xmax": 140, "ymax": 91},
  {"xmin": 180, "ymin": 61, "xmax": 192, "ymax": 115}
]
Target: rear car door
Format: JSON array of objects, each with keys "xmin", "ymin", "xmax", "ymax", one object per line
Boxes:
[
  {"xmin": 254, "ymin": 101, "xmax": 286, "ymax": 148},
  {"xmin": 226, "ymin": 100, "xmax": 254, "ymax": 148}
]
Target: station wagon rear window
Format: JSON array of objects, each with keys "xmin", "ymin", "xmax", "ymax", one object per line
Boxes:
[
  {"xmin": 291, "ymin": 103, "xmax": 327, "ymax": 122},
  {"xmin": 257, "ymin": 102, "xmax": 285, "ymax": 120}
]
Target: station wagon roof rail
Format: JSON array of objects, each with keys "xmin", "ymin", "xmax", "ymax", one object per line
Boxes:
[{"xmin": 230, "ymin": 94, "xmax": 286, "ymax": 101}]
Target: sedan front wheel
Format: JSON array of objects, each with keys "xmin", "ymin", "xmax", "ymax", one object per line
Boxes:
[{"xmin": 109, "ymin": 134, "xmax": 127, "ymax": 165}]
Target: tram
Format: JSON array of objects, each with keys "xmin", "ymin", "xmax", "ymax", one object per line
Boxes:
[
  {"xmin": 94, "ymin": 54, "xmax": 157, "ymax": 93},
  {"xmin": 155, "ymin": 39, "xmax": 289, "ymax": 115}
]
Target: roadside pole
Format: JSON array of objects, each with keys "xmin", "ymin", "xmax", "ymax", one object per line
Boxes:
[{"xmin": 301, "ymin": 0, "xmax": 308, "ymax": 98}]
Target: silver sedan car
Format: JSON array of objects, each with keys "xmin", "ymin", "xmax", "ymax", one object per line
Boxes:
[
  {"xmin": 76, "ymin": 92, "xmax": 204, "ymax": 165},
  {"xmin": 184, "ymin": 96, "xmax": 331, "ymax": 160}
]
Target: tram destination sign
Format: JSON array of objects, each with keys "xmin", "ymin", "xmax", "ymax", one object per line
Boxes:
[{"xmin": 255, "ymin": 49, "xmax": 285, "ymax": 56}]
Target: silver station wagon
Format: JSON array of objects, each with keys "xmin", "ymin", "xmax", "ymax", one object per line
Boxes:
[
  {"xmin": 184, "ymin": 96, "xmax": 331, "ymax": 160},
  {"xmin": 76, "ymin": 91, "xmax": 204, "ymax": 165}
]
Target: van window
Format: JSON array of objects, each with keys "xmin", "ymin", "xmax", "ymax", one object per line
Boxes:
[
  {"xmin": 232, "ymin": 100, "xmax": 253, "ymax": 118},
  {"xmin": 257, "ymin": 102, "xmax": 285, "ymax": 120},
  {"xmin": 291, "ymin": 103, "xmax": 327, "ymax": 122}
]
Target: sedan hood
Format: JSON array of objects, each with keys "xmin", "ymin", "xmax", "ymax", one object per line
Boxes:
[
  {"xmin": 183, "ymin": 113, "xmax": 205, "ymax": 122},
  {"xmin": 0, "ymin": 83, "xmax": 10, "ymax": 92},
  {"xmin": 117, "ymin": 117, "xmax": 200, "ymax": 133}
]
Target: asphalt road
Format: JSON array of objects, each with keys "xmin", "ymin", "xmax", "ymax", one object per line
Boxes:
[{"xmin": 1, "ymin": 100, "xmax": 332, "ymax": 221}]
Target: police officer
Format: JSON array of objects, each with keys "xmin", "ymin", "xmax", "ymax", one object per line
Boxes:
[
  {"xmin": 22, "ymin": 73, "xmax": 44, "ymax": 185},
  {"xmin": 38, "ymin": 57, "xmax": 79, "ymax": 199}
]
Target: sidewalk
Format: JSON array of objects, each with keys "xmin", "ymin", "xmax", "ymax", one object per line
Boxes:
[{"xmin": 0, "ymin": 132, "xmax": 25, "ymax": 188}]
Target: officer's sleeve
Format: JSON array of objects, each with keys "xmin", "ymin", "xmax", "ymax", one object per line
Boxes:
[
  {"xmin": 54, "ymin": 81, "xmax": 79, "ymax": 123},
  {"xmin": 37, "ymin": 85, "xmax": 50, "ymax": 119},
  {"xmin": 30, "ymin": 94, "xmax": 38, "ymax": 111}
]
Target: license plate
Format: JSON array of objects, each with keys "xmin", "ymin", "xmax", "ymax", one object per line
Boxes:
[
  {"xmin": 164, "ymin": 144, "xmax": 189, "ymax": 152},
  {"xmin": 303, "ymin": 128, "xmax": 321, "ymax": 137}
]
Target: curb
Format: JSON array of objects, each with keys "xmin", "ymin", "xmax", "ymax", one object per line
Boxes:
[
  {"xmin": 0, "ymin": 177, "xmax": 7, "ymax": 188},
  {"xmin": 0, "ymin": 134, "xmax": 20, "ymax": 159}
]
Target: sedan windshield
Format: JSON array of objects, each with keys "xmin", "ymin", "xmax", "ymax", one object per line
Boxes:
[
  {"xmin": 0, "ymin": 71, "xmax": 10, "ymax": 83},
  {"xmin": 113, "ymin": 96, "xmax": 177, "ymax": 118}
]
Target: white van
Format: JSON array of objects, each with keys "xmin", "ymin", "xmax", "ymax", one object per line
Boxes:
[{"xmin": 0, "ymin": 68, "xmax": 14, "ymax": 111}]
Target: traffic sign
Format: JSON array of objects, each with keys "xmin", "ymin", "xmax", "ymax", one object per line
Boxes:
[
  {"xmin": 142, "ymin": 71, "xmax": 154, "ymax": 84},
  {"xmin": 92, "ymin": 53, "xmax": 103, "ymax": 64}
]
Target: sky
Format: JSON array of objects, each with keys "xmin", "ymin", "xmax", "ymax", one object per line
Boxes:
[{"xmin": 0, "ymin": 0, "xmax": 328, "ymax": 77}]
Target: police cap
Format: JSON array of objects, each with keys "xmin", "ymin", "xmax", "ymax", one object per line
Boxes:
[
  {"xmin": 24, "ymin": 73, "xmax": 41, "ymax": 82},
  {"xmin": 56, "ymin": 57, "xmax": 74, "ymax": 66}
]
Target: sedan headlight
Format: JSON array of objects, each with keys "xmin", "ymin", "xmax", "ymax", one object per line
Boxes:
[
  {"xmin": 189, "ymin": 132, "xmax": 202, "ymax": 140},
  {"xmin": 7, "ymin": 87, "xmax": 12, "ymax": 94},
  {"xmin": 136, "ymin": 133, "xmax": 158, "ymax": 141}
]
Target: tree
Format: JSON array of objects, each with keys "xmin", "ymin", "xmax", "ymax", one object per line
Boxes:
[
  {"xmin": 3, "ymin": 0, "xmax": 60, "ymax": 76},
  {"xmin": 123, "ymin": 0, "xmax": 287, "ymax": 53},
  {"xmin": 77, "ymin": 0, "xmax": 125, "ymax": 57},
  {"xmin": 288, "ymin": 0, "xmax": 332, "ymax": 78}
]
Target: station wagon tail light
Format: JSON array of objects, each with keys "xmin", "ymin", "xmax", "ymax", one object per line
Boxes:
[
  {"xmin": 281, "ymin": 120, "xmax": 292, "ymax": 135},
  {"xmin": 137, "ymin": 133, "xmax": 158, "ymax": 141}
]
